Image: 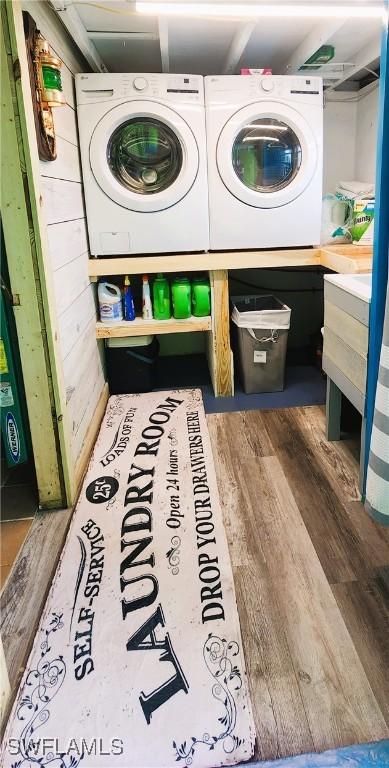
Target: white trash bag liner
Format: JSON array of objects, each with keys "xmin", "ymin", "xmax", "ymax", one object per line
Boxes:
[
  {"xmin": 231, "ymin": 295, "xmax": 291, "ymax": 394},
  {"xmin": 231, "ymin": 295, "xmax": 291, "ymax": 340}
]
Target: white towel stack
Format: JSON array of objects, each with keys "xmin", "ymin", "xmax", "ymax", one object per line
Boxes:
[{"xmin": 335, "ymin": 180, "xmax": 375, "ymax": 199}]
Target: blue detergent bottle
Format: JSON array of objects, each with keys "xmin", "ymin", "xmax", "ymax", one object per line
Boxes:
[{"xmin": 123, "ymin": 275, "xmax": 136, "ymax": 321}]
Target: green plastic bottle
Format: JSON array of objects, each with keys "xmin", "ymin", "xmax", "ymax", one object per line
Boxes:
[
  {"xmin": 171, "ymin": 276, "xmax": 191, "ymax": 319},
  {"xmin": 152, "ymin": 273, "xmax": 171, "ymax": 320},
  {"xmin": 192, "ymin": 276, "xmax": 211, "ymax": 317}
]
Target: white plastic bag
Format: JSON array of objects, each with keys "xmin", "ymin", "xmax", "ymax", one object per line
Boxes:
[{"xmin": 231, "ymin": 295, "xmax": 291, "ymax": 340}]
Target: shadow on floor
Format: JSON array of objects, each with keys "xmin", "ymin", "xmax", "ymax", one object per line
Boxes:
[
  {"xmin": 1, "ymin": 458, "xmax": 38, "ymax": 522},
  {"xmin": 1, "ymin": 457, "xmax": 38, "ymax": 588},
  {"xmin": 156, "ymin": 353, "xmax": 326, "ymax": 414}
]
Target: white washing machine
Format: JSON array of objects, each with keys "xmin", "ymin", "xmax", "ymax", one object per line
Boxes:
[
  {"xmin": 205, "ymin": 75, "xmax": 323, "ymax": 250},
  {"xmin": 76, "ymin": 73, "xmax": 209, "ymax": 255}
]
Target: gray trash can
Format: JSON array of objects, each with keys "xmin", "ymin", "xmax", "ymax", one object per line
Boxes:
[{"xmin": 231, "ymin": 295, "xmax": 291, "ymax": 394}]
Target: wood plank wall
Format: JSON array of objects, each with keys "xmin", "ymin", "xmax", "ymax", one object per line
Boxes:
[{"xmin": 21, "ymin": 1, "xmax": 106, "ymax": 466}]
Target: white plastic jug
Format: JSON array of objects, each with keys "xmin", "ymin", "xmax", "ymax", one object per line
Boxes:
[{"xmin": 98, "ymin": 282, "xmax": 123, "ymax": 324}]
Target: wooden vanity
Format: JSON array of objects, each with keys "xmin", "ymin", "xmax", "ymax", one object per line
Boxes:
[{"xmin": 323, "ymin": 270, "xmax": 372, "ymax": 489}]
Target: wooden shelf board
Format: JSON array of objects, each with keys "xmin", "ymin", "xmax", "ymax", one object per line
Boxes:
[
  {"xmin": 88, "ymin": 245, "xmax": 373, "ymax": 277},
  {"xmin": 88, "ymin": 247, "xmax": 322, "ymax": 277},
  {"xmin": 320, "ymin": 245, "xmax": 373, "ymax": 274},
  {"xmin": 96, "ymin": 315, "xmax": 212, "ymax": 338},
  {"xmin": 88, "ymin": 245, "xmax": 373, "ymax": 279}
]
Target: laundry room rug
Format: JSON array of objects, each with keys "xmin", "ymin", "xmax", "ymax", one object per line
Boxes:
[{"xmin": 2, "ymin": 389, "xmax": 255, "ymax": 768}]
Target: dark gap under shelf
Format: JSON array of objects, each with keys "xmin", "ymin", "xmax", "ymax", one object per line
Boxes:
[{"xmin": 156, "ymin": 353, "xmax": 326, "ymax": 415}]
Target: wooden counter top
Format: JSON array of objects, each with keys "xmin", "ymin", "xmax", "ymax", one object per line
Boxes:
[
  {"xmin": 319, "ymin": 245, "xmax": 373, "ymax": 274},
  {"xmin": 88, "ymin": 244, "xmax": 372, "ymax": 278}
]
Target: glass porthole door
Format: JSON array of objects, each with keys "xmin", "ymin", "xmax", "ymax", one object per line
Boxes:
[
  {"xmin": 232, "ymin": 118, "xmax": 302, "ymax": 193},
  {"xmin": 217, "ymin": 102, "xmax": 318, "ymax": 208},
  {"xmin": 90, "ymin": 102, "xmax": 199, "ymax": 213},
  {"xmin": 107, "ymin": 118, "xmax": 183, "ymax": 195}
]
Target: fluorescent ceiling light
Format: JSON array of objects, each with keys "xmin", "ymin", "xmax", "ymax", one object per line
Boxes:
[
  {"xmin": 136, "ymin": 3, "xmax": 384, "ymax": 19},
  {"xmin": 247, "ymin": 124, "xmax": 288, "ymax": 130},
  {"xmin": 243, "ymin": 135, "xmax": 280, "ymax": 141}
]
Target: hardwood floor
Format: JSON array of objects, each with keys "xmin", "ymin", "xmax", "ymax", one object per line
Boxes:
[
  {"xmin": 1, "ymin": 508, "xmax": 73, "ymax": 732},
  {"xmin": 0, "ymin": 520, "xmax": 32, "ymax": 589},
  {"xmin": 207, "ymin": 405, "xmax": 389, "ymax": 761},
  {"xmin": 2, "ymin": 405, "xmax": 388, "ymax": 758}
]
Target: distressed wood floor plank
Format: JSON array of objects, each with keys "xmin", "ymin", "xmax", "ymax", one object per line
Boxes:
[
  {"xmin": 343, "ymin": 502, "xmax": 389, "ymax": 569},
  {"xmin": 209, "ymin": 410, "xmax": 274, "ymax": 462},
  {"xmin": 234, "ymin": 562, "xmax": 315, "ymax": 761},
  {"xmin": 0, "ymin": 508, "xmax": 73, "ymax": 732},
  {"xmin": 208, "ymin": 416, "xmax": 250, "ymax": 567},
  {"xmin": 294, "ymin": 406, "xmax": 361, "ymax": 502},
  {"xmin": 208, "ymin": 407, "xmax": 389, "ymax": 759},
  {"xmin": 208, "ymin": 417, "xmax": 313, "ymax": 758},
  {"xmin": 241, "ymin": 455, "xmax": 388, "ymax": 750},
  {"xmin": 260, "ymin": 409, "xmax": 377, "ymax": 583},
  {"xmin": 332, "ymin": 568, "xmax": 389, "ymax": 728}
]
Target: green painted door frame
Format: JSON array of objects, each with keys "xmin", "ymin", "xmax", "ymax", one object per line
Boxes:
[{"xmin": 1, "ymin": 3, "xmax": 68, "ymax": 507}]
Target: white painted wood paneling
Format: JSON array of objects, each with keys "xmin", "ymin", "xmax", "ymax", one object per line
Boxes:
[
  {"xmin": 22, "ymin": 0, "xmax": 106, "ymax": 467},
  {"xmin": 63, "ymin": 326, "xmax": 106, "ymax": 465},
  {"xmin": 63, "ymin": 321, "xmax": 105, "ymax": 438},
  {"xmin": 52, "ymin": 104, "xmax": 79, "ymax": 147},
  {"xmin": 71, "ymin": 363, "xmax": 106, "ymax": 463},
  {"xmin": 42, "ymin": 178, "xmax": 85, "ymax": 224},
  {"xmin": 47, "ymin": 219, "xmax": 89, "ymax": 271},
  {"xmin": 40, "ymin": 136, "xmax": 81, "ymax": 182},
  {"xmin": 58, "ymin": 284, "xmax": 97, "ymax": 360},
  {"xmin": 324, "ymin": 301, "xmax": 369, "ymax": 358},
  {"xmin": 53, "ymin": 253, "xmax": 90, "ymax": 317},
  {"xmin": 323, "ymin": 326, "xmax": 367, "ymax": 394},
  {"xmin": 63, "ymin": 319, "xmax": 104, "ymax": 405}
]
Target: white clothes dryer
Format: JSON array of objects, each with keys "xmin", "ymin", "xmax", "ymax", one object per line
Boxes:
[
  {"xmin": 205, "ymin": 75, "xmax": 323, "ymax": 250},
  {"xmin": 76, "ymin": 73, "xmax": 209, "ymax": 255}
]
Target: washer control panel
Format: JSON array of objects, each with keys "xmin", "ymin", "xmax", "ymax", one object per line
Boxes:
[
  {"xmin": 76, "ymin": 73, "xmax": 204, "ymax": 104},
  {"xmin": 250, "ymin": 76, "xmax": 322, "ymax": 98},
  {"xmin": 204, "ymin": 75, "xmax": 323, "ymax": 105}
]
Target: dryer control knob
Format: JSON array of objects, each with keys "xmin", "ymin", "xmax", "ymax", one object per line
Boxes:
[
  {"xmin": 133, "ymin": 77, "xmax": 148, "ymax": 91},
  {"xmin": 261, "ymin": 79, "xmax": 274, "ymax": 92}
]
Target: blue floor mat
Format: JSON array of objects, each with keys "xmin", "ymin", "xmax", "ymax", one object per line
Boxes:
[
  {"xmin": 242, "ymin": 740, "xmax": 389, "ymax": 767},
  {"xmin": 156, "ymin": 356, "xmax": 326, "ymax": 414},
  {"xmin": 202, "ymin": 364, "xmax": 326, "ymax": 414}
]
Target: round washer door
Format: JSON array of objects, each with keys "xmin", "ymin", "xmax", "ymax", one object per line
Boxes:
[
  {"xmin": 90, "ymin": 101, "xmax": 199, "ymax": 212},
  {"xmin": 217, "ymin": 102, "xmax": 318, "ymax": 209}
]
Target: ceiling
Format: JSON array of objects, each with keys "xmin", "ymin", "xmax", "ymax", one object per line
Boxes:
[{"xmin": 55, "ymin": 1, "xmax": 382, "ymax": 88}]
